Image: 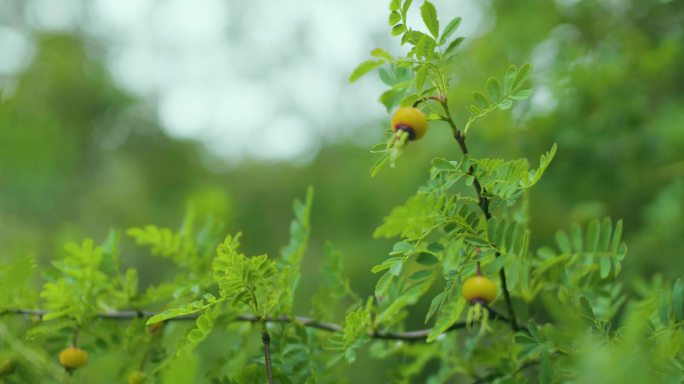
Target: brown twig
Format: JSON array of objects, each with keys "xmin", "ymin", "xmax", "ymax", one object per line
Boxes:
[
  {"xmin": 261, "ymin": 322, "xmax": 274, "ymax": 384},
  {"xmin": 2, "ymin": 307, "xmax": 521, "ymax": 342},
  {"xmin": 441, "ymin": 100, "xmax": 520, "ymax": 333}
]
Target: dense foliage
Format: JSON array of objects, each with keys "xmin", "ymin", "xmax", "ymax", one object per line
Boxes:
[{"xmin": 1, "ymin": 0, "xmax": 684, "ymax": 383}]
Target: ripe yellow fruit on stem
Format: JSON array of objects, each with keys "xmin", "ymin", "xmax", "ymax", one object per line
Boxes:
[
  {"xmin": 391, "ymin": 107, "xmax": 429, "ymax": 141},
  {"xmin": 463, "ymin": 275, "xmax": 497, "ymax": 304},
  {"xmin": 59, "ymin": 347, "xmax": 88, "ymax": 369}
]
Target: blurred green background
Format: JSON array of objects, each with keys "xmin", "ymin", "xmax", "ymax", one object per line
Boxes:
[{"xmin": 1, "ymin": 0, "xmax": 683, "ymax": 381}]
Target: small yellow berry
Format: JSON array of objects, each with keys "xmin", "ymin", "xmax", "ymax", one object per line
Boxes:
[
  {"xmin": 462, "ymin": 275, "xmax": 497, "ymax": 304},
  {"xmin": 59, "ymin": 347, "xmax": 88, "ymax": 369},
  {"xmin": 391, "ymin": 107, "xmax": 429, "ymax": 141}
]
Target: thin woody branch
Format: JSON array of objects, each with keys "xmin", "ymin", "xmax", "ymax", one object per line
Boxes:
[
  {"xmin": 260, "ymin": 321, "xmax": 274, "ymax": 384},
  {"xmin": 2, "ymin": 306, "xmax": 523, "ymax": 342},
  {"xmin": 440, "ymin": 99, "xmax": 520, "ymax": 333}
]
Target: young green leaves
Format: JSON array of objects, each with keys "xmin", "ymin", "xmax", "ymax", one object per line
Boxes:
[
  {"xmin": 146, "ymin": 295, "xmax": 220, "ymax": 325},
  {"xmin": 427, "ymin": 144, "xmax": 557, "ymax": 207},
  {"xmin": 420, "ymin": 1, "xmax": 439, "ymax": 39},
  {"xmin": 388, "ymin": 0, "xmax": 412, "ymax": 37},
  {"xmin": 350, "ymin": 0, "xmax": 465, "ymax": 90},
  {"xmin": 280, "ymin": 186, "xmax": 313, "ymax": 267},
  {"xmin": 466, "ymin": 64, "xmax": 533, "ymax": 133},
  {"xmin": 354, "ymin": 1, "xmax": 473, "ymax": 177},
  {"xmin": 39, "ymin": 238, "xmax": 119, "ymax": 323},
  {"xmin": 348, "ymin": 58, "xmax": 385, "ymax": 83},
  {"xmin": 533, "ymin": 218, "xmax": 628, "ymax": 316}
]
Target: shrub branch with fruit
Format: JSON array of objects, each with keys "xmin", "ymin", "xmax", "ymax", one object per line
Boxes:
[{"xmin": 1, "ymin": 1, "xmax": 684, "ymax": 383}]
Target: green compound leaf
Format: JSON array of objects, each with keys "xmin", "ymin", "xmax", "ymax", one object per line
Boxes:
[
  {"xmin": 420, "ymin": 1, "xmax": 439, "ymax": 38},
  {"xmin": 349, "ymin": 60, "xmax": 384, "ymax": 83},
  {"xmin": 439, "ymin": 16, "xmax": 462, "ymax": 45},
  {"xmin": 389, "ymin": 11, "xmax": 401, "ymax": 25}
]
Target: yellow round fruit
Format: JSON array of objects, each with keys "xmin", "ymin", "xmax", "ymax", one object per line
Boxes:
[
  {"xmin": 128, "ymin": 370, "xmax": 148, "ymax": 384},
  {"xmin": 391, "ymin": 107, "xmax": 429, "ymax": 141},
  {"xmin": 462, "ymin": 275, "xmax": 497, "ymax": 304},
  {"xmin": 59, "ymin": 347, "xmax": 88, "ymax": 369}
]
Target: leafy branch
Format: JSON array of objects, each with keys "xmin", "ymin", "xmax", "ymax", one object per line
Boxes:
[
  {"xmin": 2, "ymin": 305, "xmax": 521, "ymax": 342},
  {"xmin": 441, "ymin": 98, "xmax": 520, "ymax": 332},
  {"xmin": 464, "ymin": 64, "xmax": 533, "ymax": 134}
]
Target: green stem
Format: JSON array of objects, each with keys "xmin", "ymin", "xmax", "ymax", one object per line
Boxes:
[{"xmin": 71, "ymin": 327, "xmax": 80, "ymax": 348}]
